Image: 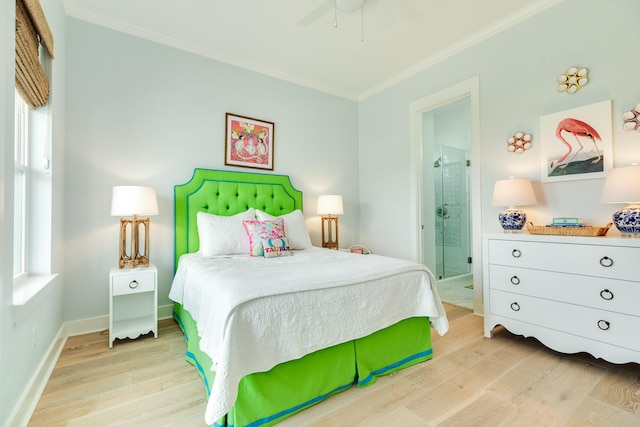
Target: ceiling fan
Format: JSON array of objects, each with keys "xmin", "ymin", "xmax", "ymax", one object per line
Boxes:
[{"xmin": 298, "ymin": 0, "xmax": 394, "ymax": 29}]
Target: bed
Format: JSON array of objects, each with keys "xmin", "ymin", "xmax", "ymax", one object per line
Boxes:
[{"xmin": 170, "ymin": 168, "xmax": 448, "ymax": 426}]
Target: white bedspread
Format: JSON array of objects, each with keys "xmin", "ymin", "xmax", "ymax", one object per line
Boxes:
[{"xmin": 169, "ymin": 247, "xmax": 449, "ymax": 424}]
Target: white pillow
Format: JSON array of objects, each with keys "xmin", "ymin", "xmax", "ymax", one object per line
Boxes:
[
  {"xmin": 197, "ymin": 208, "xmax": 256, "ymax": 256},
  {"xmin": 255, "ymin": 209, "xmax": 312, "ymax": 250}
]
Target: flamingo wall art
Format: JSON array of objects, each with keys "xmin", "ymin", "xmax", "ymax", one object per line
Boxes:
[{"xmin": 540, "ymin": 100, "xmax": 613, "ymax": 182}]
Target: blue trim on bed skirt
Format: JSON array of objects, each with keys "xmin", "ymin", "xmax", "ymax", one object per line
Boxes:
[
  {"xmin": 241, "ymin": 380, "xmax": 355, "ymax": 427},
  {"xmin": 186, "ymin": 350, "xmax": 212, "ymax": 396},
  {"xmin": 173, "ymin": 309, "xmax": 186, "ymax": 337},
  {"xmin": 356, "ymin": 348, "xmax": 434, "ymax": 387},
  {"xmin": 173, "ymin": 309, "xmax": 212, "ymax": 396}
]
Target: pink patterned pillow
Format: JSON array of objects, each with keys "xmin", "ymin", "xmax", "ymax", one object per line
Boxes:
[{"xmin": 242, "ymin": 219, "xmax": 286, "ymax": 256}]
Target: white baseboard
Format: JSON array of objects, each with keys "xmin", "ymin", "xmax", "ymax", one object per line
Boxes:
[
  {"xmin": 158, "ymin": 303, "xmax": 174, "ymax": 320},
  {"xmin": 65, "ymin": 303, "xmax": 175, "ymax": 336},
  {"xmin": 8, "ymin": 303, "xmax": 177, "ymax": 425},
  {"xmin": 6, "ymin": 323, "xmax": 66, "ymax": 427},
  {"xmin": 65, "ymin": 313, "xmax": 108, "ymax": 337}
]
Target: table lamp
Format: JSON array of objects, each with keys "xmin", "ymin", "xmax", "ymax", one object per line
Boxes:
[
  {"xmin": 317, "ymin": 195, "xmax": 343, "ymax": 249},
  {"xmin": 492, "ymin": 177, "xmax": 537, "ymax": 232},
  {"xmin": 600, "ymin": 164, "xmax": 640, "ymax": 237},
  {"xmin": 111, "ymin": 186, "xmax": 159, "ymax": 268}
]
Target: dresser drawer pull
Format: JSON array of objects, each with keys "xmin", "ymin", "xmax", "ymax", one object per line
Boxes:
[
  {"xmin": 599, "ymin": 289, "xmax": 614, "ymax": 300},
  {"xmin": 597, "ymin": 320, "xmax": 610, "ymax": 331},
  {"xmin": 511, "ymin": 249, "xmax": 521, "ymax": 258},
  {"xmin": 599, "ymin": 256, "xmax": 613, "ymax": 267},
  {"xmin": 510, "ymin": 276, "xmax": 520, "ymax": 285},
  {"xmin": 129, "ymin": 280, "xmax": 139, "ymax": 289},
  {"xmin": 510, "ymin": 302, "xmax": 520, "ymax": 312}
]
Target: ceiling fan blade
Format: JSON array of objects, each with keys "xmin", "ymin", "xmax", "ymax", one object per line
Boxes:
[
  {"xmin": 298, "ymin": 0, "xmax": 334, "ymax": 26},
  {"xmin": 367, "ymin": 0, "xmax": 395, "ymax": 27}
]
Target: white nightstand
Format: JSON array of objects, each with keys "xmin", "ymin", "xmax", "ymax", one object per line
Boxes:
[{"xmin": 109, "ymin": 263, "xmax": 158, "ymax": 348}]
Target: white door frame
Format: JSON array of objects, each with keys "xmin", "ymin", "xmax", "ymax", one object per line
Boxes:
[{"xmin": 409, "ymin": 76, "xmax": 483, "ymax": 313}]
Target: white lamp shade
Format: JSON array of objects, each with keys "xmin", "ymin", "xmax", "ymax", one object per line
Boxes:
[
  {"xmin": 111, "ymin": 186, "xmax": 159, "ymax": 216},
  {"xmin": 317, "ymin": 195, "xmax": 344, "ymax": 215},
  {"xmin": 600, "ymin": 165, "xmax": 640, "ymax": 204},
  {"xmin": 492, "ymin": 178, "xmax": 537, "ymax": 207}
]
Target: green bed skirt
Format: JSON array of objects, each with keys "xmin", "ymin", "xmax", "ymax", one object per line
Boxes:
[{"xmin": 173, "ymin": 302, "xmax": 432, "ymax": 427}]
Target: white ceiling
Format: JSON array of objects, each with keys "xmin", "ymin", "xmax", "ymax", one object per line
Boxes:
[{"xmin": 63, "ymin": 0, "xmax": 560, "ymax": 100}]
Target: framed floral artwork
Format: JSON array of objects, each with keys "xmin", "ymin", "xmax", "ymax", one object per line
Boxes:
[
  {"xmin": 540, "ymin": 100, "xmax": 612, "ymax": 182},
  {"xmin": 225, "ymin": 113, "xmax": 274, "ymax": 170}
]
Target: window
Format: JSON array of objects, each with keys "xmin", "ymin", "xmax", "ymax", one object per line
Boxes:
[
  {"xmin": 14, "ymin": 91, "xmax": 29, "ymax": 278},
  {"xmin": 13, "ymin": 0, "xmax": 56, "ymax": 305},
  {"xmin": 13, "ymin": 87, "xmax": 53, "ymax": 277},
  {"xmin": 13, "ymin": 86, "xmax": 56, "ymax": 304}
]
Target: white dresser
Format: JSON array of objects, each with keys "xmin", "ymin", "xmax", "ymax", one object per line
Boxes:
[{"xmin": 483, "ymin": 233, "xmax": 640, "ymax": 364}]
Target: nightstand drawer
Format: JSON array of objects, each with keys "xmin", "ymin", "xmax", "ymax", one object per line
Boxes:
[{"xmin": 112, "ymin": 272, "xmax": 155, "ymax": 296}]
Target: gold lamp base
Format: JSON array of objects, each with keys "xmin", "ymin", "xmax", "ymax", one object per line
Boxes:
[
  {"xmin": 321, "ymin": 215, "xmax": 339, "ymax": 250},
  {"xmin": 119, "ymin": 215, "xmax": 151, "ymax": 268}
]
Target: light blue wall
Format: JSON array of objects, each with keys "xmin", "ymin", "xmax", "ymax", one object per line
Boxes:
[
  {"xmin": 64, "ymin": 18, "xmax": 359, "ymax": 322},
  {"xmin": 359, "ymin": 0, "xmax": 640, "ymax": 264},
  {"xmin": 0, "ymin": 0, "xmax": 66, "ymax": 425}
]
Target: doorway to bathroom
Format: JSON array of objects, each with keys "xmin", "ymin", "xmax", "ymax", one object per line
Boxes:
[
  {"xmin": 409, "ymin": 78, "xmax": 481, "ymax": 312},
  {"xmin": 423, "ymin": 98, "xmax": 473, "ymax": 309}
]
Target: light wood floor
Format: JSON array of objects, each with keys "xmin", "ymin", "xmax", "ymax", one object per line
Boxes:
[{"xmin": 30, "ymin": 304, "xmax": 640, "ymax": 426}]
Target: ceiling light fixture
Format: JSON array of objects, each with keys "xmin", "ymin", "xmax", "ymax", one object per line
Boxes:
[
  {"xmin": 299, "ymin": 0, "xmax": 393, "ymax": 41},
  {"xmin": 337, "ymin": 0, "xmax": 365, "ymax": 13},
  {"xmin": 333, "ymin": 0, "xmax": 366, "ymax": 41}
]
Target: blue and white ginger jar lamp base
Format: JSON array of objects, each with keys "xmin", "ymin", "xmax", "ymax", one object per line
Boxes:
[
  {"xmin": 612, "ymin": 205, "xmax": 640, "ymax": 237},
  {"xmin": 499, "ymin": 208, "xmax": 527, "ymax": 232}
]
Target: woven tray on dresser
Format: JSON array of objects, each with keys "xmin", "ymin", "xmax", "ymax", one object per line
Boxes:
[{"xmin": 526, "ymin": 222, "xmax": 612, "ymax": 236}]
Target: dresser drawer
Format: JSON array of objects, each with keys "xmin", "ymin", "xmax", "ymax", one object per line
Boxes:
[
  {"xmin": 488, "ymin": 264, "xmax": 640, "ymax": 316},
  {"xmin": 487, "ymin": 239, "xmax": 640, "ymax": 281},
  {"xmin": 490, "ymin": 289, "xmax": 640, "ymax": 352},
  {"xmin": 112, "ymin": 271, "xmax": 155, "ymax": 296}
]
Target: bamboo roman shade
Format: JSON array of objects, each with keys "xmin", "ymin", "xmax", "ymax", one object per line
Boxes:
[{"xmin": 15, "ymin": 0, "xmax": 54, "ymax": 108}]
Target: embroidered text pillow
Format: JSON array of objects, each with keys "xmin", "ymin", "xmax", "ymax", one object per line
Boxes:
[{"xmin": 262, "ymin": 238, "xmax": 292, "ymax": 258}]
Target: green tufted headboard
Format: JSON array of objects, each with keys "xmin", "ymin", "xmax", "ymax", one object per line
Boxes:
[{"xmin": 174, "ymin": 168, "xmax": 303, "ymax": 269}]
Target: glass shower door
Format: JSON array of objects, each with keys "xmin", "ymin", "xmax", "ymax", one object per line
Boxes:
[{"xmin": 433, "ymin": 144, "xmax": 471, "ymax": 280}]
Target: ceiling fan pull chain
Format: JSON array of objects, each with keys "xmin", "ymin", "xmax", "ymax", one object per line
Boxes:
[
  {"xmin": 334, "ymin": 0, "xmax": 338, "ymax": 27},
  {"xmin": 361, "ymin": 3, "xmax": 364, "ymax": 41}
]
